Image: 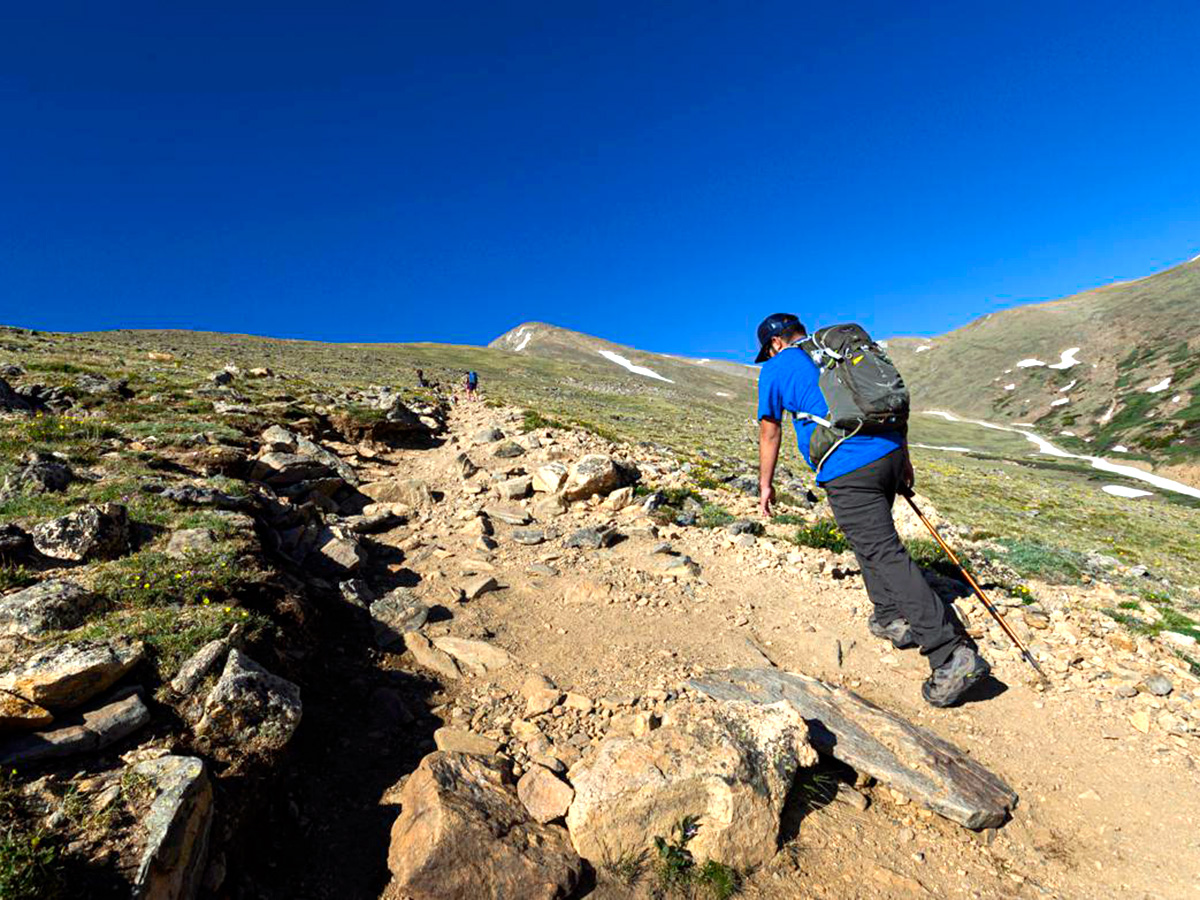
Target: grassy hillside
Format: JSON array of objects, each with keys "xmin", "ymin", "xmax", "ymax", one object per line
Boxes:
[
  {"xmin": 886, "ymin": 255, "xmax": 1200, "ymax": 468},
  {"xmin": 4, "ymin": 324, "xmax": 1198, "ymax": 595}
]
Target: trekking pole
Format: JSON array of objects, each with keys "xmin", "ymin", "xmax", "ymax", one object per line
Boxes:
[{"xmin": 902, "ymin": 493, "xmax": 1050, "ymax": 684}]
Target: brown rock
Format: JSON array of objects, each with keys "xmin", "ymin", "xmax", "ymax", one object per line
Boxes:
[
  {"xmin": 532, "ymin": 463, "xmax": 569, "ymax": 494},
  {"xmin": 403, "ymin": 633, "xmax": 461, "ymax": 680},
  {"xmin": 518, "ymin": 765, "xmax": 575, "ymax": 823},
  {"xmin": 386, "ymin": 752, "xmax": 582, "ymax": 900},
  {"xmin": 362, "ymin": 478, "xmax": 434, "ymax": 506},
  {"xmin": 431, "ymin": 637, "xmax": 513, "ymax": 674},
  {"xmin": 434, "ymin": 727, "xmax": 500, "ymax": 755},
  {"xmin": 565, "ymin": 700, "xmax": 816, "ymax": 868},
  {"xmin": 0, "ymin": 638, "xmax": 143, "ymax": 710}
]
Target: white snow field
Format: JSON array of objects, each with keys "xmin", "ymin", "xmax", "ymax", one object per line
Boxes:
[
  {"xmin": 1016, "ymin": 358, "xmax": 1046, "ymax": 368},
  {"xmin": 597, "ymin": 350, "xmax": 674, "ymax": 383},
  {"xmin": 915, "ymin": 345, "xmax": 932, "ymax": 353},
  {"xmin": 1103, "ymin": 485, "xmax": 1153, "ymax": 499},
  {"xmin": 1146, "ymin": 377, "xmax": 1172, "ymax": 393},
  {"xmin": 1048, "ymin": 348, "xmax": 1081, "ymax": 370},
  {"xmin": 922, "ymin": 410, "xmax": 1200, "ymax": 499}
]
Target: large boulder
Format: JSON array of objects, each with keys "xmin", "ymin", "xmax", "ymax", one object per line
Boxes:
[
  {"xmin": 385, "ymin": 751, "xmax": 582, "ymax": 900},
  {"xmin": 565, "ymin": 700, "xmax": 817, "ymax": 869},
  {"xmin": 0, "ymin": 638, "xmax": 143, "ymax": 709},
  {"xmin": 0, "ymin": 376, "xmax": 34, "ymax": 412},
  {"xmin": 31, "ymin": 502, "xmax": 130, "ymax": 562},
  {"xmin": 563, "ymin": 455, "xmax": 639, "ymax": 502},
  {"xmin": 131, "ymin": 755, "xmax": 213, "ymax": 900},
  {"xmin": 0, "ymin": 580, "xmax": 100, "ymax": 637},
  {"xmin": 250, "ymin": 452, "xmax": 337, "ymax": 487},
  {"xmin": 195, "ymin": 650, "xmax": 301, "ymax": 754}
]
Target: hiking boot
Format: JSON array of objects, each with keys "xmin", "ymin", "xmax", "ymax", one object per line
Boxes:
[
  {"xmin": 922, "ymin": 645, "xmax": 991, "ymax": 708},
  {"xmin": 868, "ymin": 614, "xmax": 917, "ymax": 649}
]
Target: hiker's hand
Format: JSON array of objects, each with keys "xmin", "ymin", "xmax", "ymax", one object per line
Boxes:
[
  {"xmin": 901, "ymin": 454, "xmax": 916, "ymax": 496},
  {"xmin": 759, "ymin": 484, "xmax": 775, "ymax": 518}
]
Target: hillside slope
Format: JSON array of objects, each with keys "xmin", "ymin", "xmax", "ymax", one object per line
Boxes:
[{"xmin": 886, "ymin": 255, "xmax": 1200, "ymax": 469}]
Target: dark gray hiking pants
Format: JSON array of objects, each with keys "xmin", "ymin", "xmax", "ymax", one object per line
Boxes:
[{"xmin": 823, "ymin": 449, "xmax": 964, "ymax": 669}]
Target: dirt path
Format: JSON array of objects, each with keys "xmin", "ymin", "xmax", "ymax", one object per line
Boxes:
[{"xmin": 275, "ymin": 398, "xmax": 1200, "ymax": 899}]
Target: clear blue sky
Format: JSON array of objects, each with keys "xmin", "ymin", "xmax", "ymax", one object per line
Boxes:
[{"xmin": 4, "ymin": 2, "xmax": 1199, "ymax": 359}]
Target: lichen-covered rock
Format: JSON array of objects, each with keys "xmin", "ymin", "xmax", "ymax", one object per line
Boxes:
[
  {"xmin": 195, "ymin": 650, "xmax": 301, "ymax": 753},
  {"xmin": 0, "ymin": 580, "xmax": 100, "ymax": 637},
  {"xmin": 131, "ymin": 755, "xmax": 213, "ymax": 900},
  {"xmin": 166, "ymin": 528, "xmax": 219, "ymax": 559},
  {"xmin": 0, "ymin": 638, "xmax": 143, "ymax": 709},
  {"xmin": 31, "ymin": 502, "xmax": 130, "ymax": 562},
  {"xmin": 370, "ymin": 588, "xmax": 429, "ymax": 649},
  {"xmin": 385, "ymin": 751, "xmax": 582, "ymax": 900},
  {"xmin": 0, "ymin": 452, "xmax": 74, "ymax": 498},
  {"xmin": 565, "ymin": 700, "xmax": 817, "ymax": 869}
]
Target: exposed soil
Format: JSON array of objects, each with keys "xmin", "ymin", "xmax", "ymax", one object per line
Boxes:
[{"xmin": 240, "ymin": 398, "xmax": 1200, "ymax": 900}]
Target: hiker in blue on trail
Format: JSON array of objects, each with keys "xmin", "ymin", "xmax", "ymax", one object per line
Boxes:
[{"xmin": 754, "ymin": 313, "xmax": 991, "ymax": 708}]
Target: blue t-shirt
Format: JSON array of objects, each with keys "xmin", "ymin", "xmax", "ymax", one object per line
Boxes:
[{"xmin": 757, "ymin": 345, "xmax": 903, "ymax": 484}]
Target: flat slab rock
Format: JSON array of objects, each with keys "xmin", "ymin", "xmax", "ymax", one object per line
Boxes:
[
  {"xmin": 132, "ymin": 755, "xmax": 213, "ymax": 900},
  {"xmin": 688, "ymin": 668, "xmax": 1017, "ymax": 829},
  {"xmin": 0, "ymin": 691, "xmax": 151, "ymax": 766}
]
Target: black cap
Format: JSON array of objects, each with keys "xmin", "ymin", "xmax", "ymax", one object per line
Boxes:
[{"xmin": 754, "ymin": 313, "xmax": 804, "ymax": 363}]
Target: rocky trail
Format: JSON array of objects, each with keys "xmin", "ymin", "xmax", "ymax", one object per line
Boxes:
[{"xmin": 2, "ymin": 361, "xmax": 1199, "ymax": 899}]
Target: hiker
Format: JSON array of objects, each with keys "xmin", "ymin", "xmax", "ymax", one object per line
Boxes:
[
  {"xmin": 754, "ymin": 313, "xmax": 990, "ymax": 707},
  {"xmin": 464, "ymin": 370, "xmax": 479, "ymax": 401},
  {"xmin": 416, "ymin": 368, "xmax": 429, "ymax": 389}
]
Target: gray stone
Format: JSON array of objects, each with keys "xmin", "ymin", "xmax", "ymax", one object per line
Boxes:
[
  {"xmin": 472, "ymin": 426, "xmax": 506, "ymax": 444},
  {"xmin": 0, "ymin": 524, "xmax": 32, "ymax": 561},
  {"xmin": 564, "ymin": 527, "xmax": 616, "ymax": 550},
  {"xmin": 453, "ymin": 453, "xmax": 480, "ymax": 479},
  {"xmin": 689, "ymin": 669, "xmax": 1018, "ymax": 829},
  {"xmin": 1142, "ymin": 674, "xmax": 1173, "ymax": 697},
  {"xmin": 31, "ymin": 502, "xmax": 130, "ymax": 562},
  {"xmin": 0, "ymin": 453, "xmax": 74, "ymax": 498},
  {"xmin": 166, "ymin": 528, "xmax": 218, "ymax": 559},
  {"xmin": 361, "ymin": 478, "xmax": 434, "ymax": 507},
  {"xmin": 510, "ymin": 528, "xmax": 545, "ymax": 546},
  {"xmin": 564, "ymin": 455, "xmax": 624, "ymax": 502},
  {"xmin": 196, "ymin": 650, "xmax": 302, "ymax": 753},
  {"xmin": 160, "ymin": 485, "xmax": 253, "ymax": 512},
  {"xmin": 370, "ymin": 589, "xmax": 430, "ymax": 649},
  {"xmin": 170, "ymin": 636, "xmax": 235, "ymax": 696},
  {"xmin": 0, "ymin": 692, "xmax": 151, "ymax": 765},
  {"xmin": 310, "ymin": 526, "xmax": 364, "ymax": 573},
  {"xmin": 492, "ymin": 440, "xmax": 526, "ymax": 459},
  {"xmin": 0, "ymin": 580, "xmax": 99, "ymax": 637},
  {"xmin": 338, "ymin": 578, "xmax": 375, "ymax": 609},
  {"xmin": 497, "ymin": 476, "xmax": 533, "ymax": 500},
  {"xmin": 483, "ymin": 505, "xmax": 531, "ymax": 526},
  {"xmin": 132, "ymin": 755, "xmax": 213, "ymax": 900},
  {"xmin": 727, "ymin": 519, "xmax": 764, "ymax": 537}
]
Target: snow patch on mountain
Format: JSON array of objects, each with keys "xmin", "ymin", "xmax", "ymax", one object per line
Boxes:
[
  {"xmin": 1017, "ymin": 358, "xmax": 1046, "ymax": 368},
  {"xmin": 1146, "ymin": 377, "xmax": 1172, "ymax": 393},
  {"xmin": 1103, "ymin": 485, "xmax": 1153, "ymax": 499},
  {"xmin": 1048, "ymin": 348, "xmax": 1081, "ymax": 370},
  {"xmin": 597, "ymin": 350, "xmax": 674, "ymax": 383}
]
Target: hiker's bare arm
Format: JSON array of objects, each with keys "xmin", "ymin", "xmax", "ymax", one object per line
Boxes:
[{"xmin": 758, "ymin": 417, "xmax": 781, "ymax": 517}]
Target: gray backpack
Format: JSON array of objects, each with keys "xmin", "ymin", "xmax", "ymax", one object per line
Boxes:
[{"xmin": 794, "ymin": 324, "xmax": 909, "ymax": 475}]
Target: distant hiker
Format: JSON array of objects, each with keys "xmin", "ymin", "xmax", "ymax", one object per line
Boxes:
[
  {"xmin": 416, "ymin": 368, "xmax": 429, "ymax": 388},
  {"xmin": 465, "ymin": 370, "xmax": 479, "ymax": 400},
  {"xmin": 754, "ymin": 313, "xmax": 990, "ymax": 708}
]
